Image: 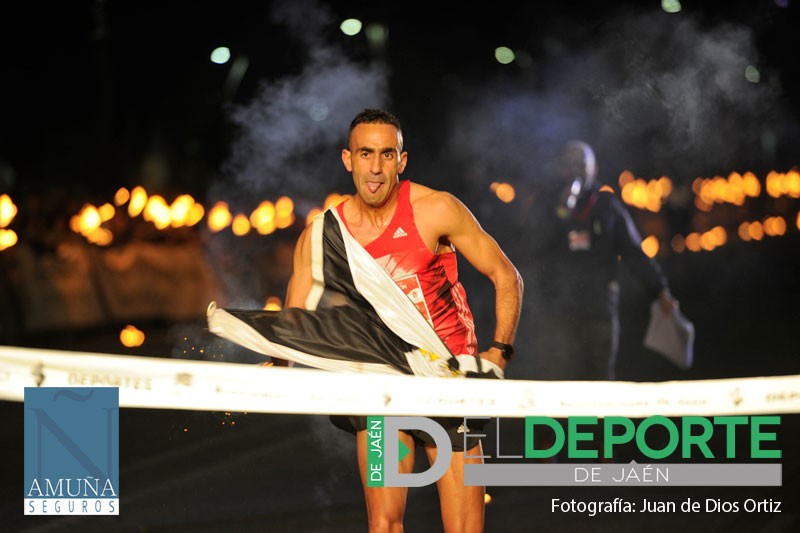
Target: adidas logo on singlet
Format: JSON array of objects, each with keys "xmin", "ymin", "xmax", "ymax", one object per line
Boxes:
[{"xmin": 392, "ymin": 227, "xmax": 408, "ymax": 239}]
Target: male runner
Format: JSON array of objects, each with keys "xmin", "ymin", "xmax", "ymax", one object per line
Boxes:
[{"xmin": 285, "ymin": 108, "xmax": 523, "ymax": 533}]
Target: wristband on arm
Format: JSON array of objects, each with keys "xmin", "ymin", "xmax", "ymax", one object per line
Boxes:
[{"xmin": 490, "ymin": 341, "xmax": 514, "ymax": 360}]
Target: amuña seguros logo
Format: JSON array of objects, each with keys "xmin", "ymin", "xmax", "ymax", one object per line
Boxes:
[{"xmin": 24, "ymin": 387, "xmax": 119, "ymax": 515}]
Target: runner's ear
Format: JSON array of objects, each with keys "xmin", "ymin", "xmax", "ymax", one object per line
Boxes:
[{"xmin": 342, "ymin": 149, "xmax": 353, "ymax": 172}]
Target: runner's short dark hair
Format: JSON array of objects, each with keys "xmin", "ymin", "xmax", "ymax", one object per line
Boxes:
[{"xmin": 348, "ymin": 109, "xmax": 403, "ymax": 150}]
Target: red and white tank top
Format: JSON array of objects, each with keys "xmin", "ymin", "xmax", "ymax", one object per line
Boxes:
[{"xmin": 338, "ymin": 180, "xmax": 477, "ymax": 356}]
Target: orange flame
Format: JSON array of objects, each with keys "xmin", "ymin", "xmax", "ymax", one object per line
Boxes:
[
  {"xmin": 187, "ymin": 203, "xmax": 205, "ymax": 227},
  {"xmin": 120, "ymin": 324, "xmax": 145, "ymax": 348},
  {"xmin": 495, "ymin": 183, "xmax": 515, "ymax": 203},
  {"xmin": 143, "ymin": 195, "xmax": 171, "ymax": 230},
  {"xmin": 0, "ymin": 194, "xmax": 18, "ymax": 227},
  {"xmin": 170, "ymin": 194, "xmax": 196, "ymax": 228},
  {"xmin": 98, "ymin": 203, "xmax": 115, "ymax": 222},
  {"xmin": 620, "ymin": 174, "xmax": 669, "ymax": 212},
  {"xmin": 742, "ymin": 172, "xmax": 761, "ymax": 197},
  {"xmin": 618, "ymin": 170, "xmax": 635, "ymax": 188},
  {"xmin": 128, "ymin": 186, "xmax": 148, "ymax": 217},
  {"xmin": 70, "ymin": 204, "xmax": 102, "ymax": 234},
  {"xmin": 208, "ymin": 202, "xmax": 232, "ymax": 232},
  {"xmin": 748, "ymin": 221, "xmax": 764, "ymax": 241},
  {"xmin": 114, "ymin": 187, "xmax": 130, "ymax": 206},
  {"xmin": 738, "ymin": 222, "xmax": 751, "ymax": 241},
  {"xmin": 710, "ymin": 226, "xmax": 727, "ymax": 247},
  {"xmin": 641, "ymin": 235, "xmax": 659, "ymax": 258},
  {"xmin": 232, "ymin": 214, "xmax": 251, "ymax": 236},
  {"xmin": 69, "ymin": 203, "xmax": 114, "ymax": 246},
  {"xmin": 0, "ymin": 229, "xmax": 18, "ymax": 251},
  {"xmin": 786, "ymin": 169, "xmax": 800, "ymax": 198},
  {"xmin": 250, "ymin": 200, "xmax": 276, "ymax": 235},
  {"xmin": 685, "ymin": 232, "xmax": 702, "ymax": 252},
  {"xmin": 275, "ymin": 196, "xmax": 295, "ymax": 229},
  {"xmin": 763, "ymin": 216, "xmax": 786, "ymax": 237}
]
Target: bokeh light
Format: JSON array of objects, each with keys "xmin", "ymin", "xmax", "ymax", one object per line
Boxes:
[
  {"xmin": 210, "ymin": 46, "xmax": 231, "ymax": 64},
  {"xmin": 120, "ymin": 324, "xmax": 145, "ymax": 348},
  {"xmin": 340, "ymin": 18, "xmax": 362, "ymax": 36},
  {"xmin": 494, "ymin": 47, "xmax": 515, "ymax": 65},
  {"xmin": 641, "ymin": 235, "xmax": 660, "ymax": 258},
  {"xmin": 0, "ymin": 194, "xmax": 18, "ymax": 227}
]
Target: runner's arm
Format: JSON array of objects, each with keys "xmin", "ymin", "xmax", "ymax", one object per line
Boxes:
[
  {"xmin": 435, "ymin": 193, "xmax": 523, "ymax": 369},
  {"xmin": 285, "ymin": 225, "xmax": 313, "ymax": 309}
]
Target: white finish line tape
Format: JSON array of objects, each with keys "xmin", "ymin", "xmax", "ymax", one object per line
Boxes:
[{"xmin": 1, "ymin": 345, "xmax": 799, "ymax": 417}]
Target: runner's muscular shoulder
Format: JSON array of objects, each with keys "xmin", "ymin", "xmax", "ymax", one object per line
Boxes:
[
  {"xmin": 411, "ymin": 182, "xmax": 512, "ymax": 281},
  {"xmin": 409, "ymin": 183, "xmax": 479, "ymax": 249}
]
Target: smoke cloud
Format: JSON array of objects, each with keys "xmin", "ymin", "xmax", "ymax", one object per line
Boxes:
[
  {"xmin": 445, "ymin": 8, "xmax": 784, "ymax": 188},
  {"xmin": 203, "ymin": 0, "xmax": 390, "ymax": 308},
  {"xmin": 220, "ymin": 0, "xmax": 389, "ymax": 206}
]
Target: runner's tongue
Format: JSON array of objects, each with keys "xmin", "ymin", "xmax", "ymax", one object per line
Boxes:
[{"xmin": 366, "ymin": 182, "xmax": 381, "ymax": 193}]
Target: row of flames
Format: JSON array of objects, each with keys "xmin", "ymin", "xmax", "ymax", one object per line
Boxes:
[
  {"xmin": 616, "ymin": 169, "xmax": 800, "ymax": 213},
  {"xmin": 67, "ymin": 187, "xmax": 350, "ymax": 247},
  {"xmin": 0, "ymin": 194, "xmax": 19, "ymax": 251},
  {"xmin": 613, "ymin": 169, "xmax": 798, "ymax": 258},
  {"xmin": 1, "ymin": 170, "xmax": 798, "ymax": 256},
  {"xmin": 636, "ymin": 214, "xmax": 792, "ymax": 258},
  {"xmin": 490, "ymin": 169, "xmax": 798, "ymax": 214}
]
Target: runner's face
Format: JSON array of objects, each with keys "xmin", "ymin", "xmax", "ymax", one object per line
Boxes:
[{"xmin": 342, "ymin": 123, "xmax": 407, "ymax": 208}]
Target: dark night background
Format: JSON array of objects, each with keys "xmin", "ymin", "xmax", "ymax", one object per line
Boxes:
[{"xmin": 1, "ymin": 0, "xmax": 799, "ymax": 531}]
